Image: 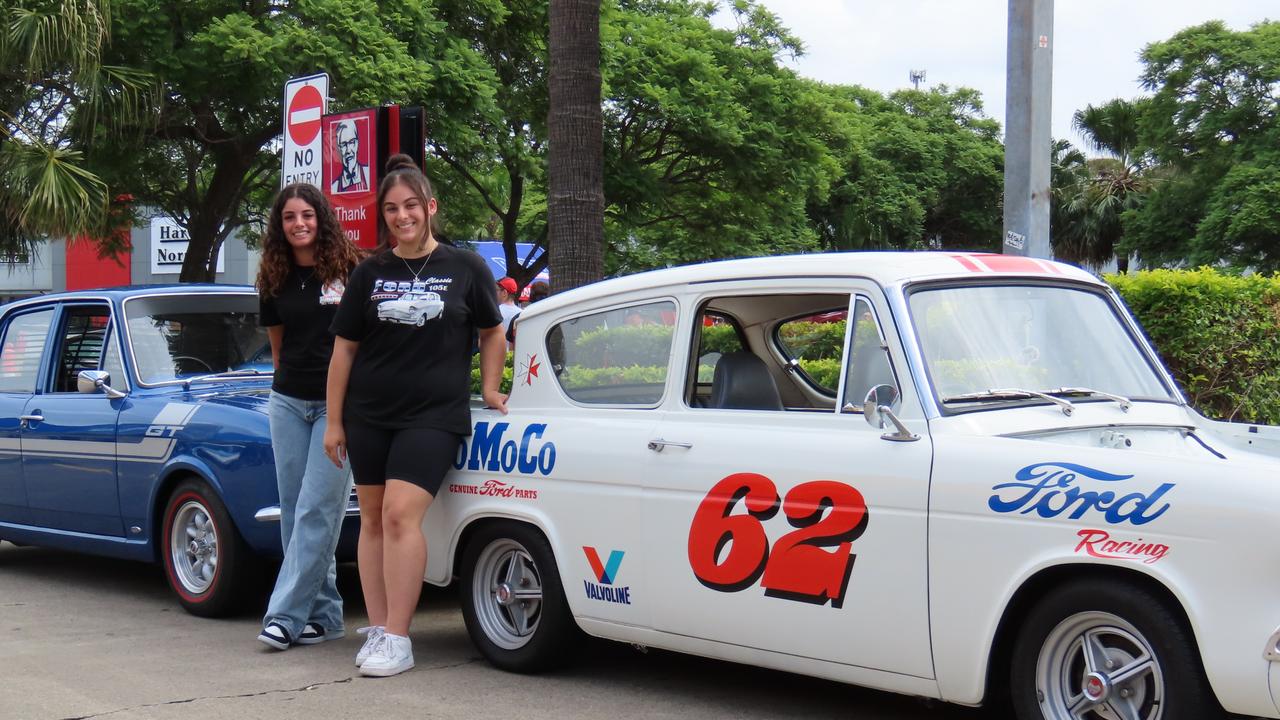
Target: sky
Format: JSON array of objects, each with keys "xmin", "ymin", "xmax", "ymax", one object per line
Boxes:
[{"xmin": 717, "ymin": 1, "xmax": 1275, "ymax": 148}]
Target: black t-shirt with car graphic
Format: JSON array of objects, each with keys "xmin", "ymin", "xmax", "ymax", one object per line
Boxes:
[
  {"xmin": 330, "ymin": 244, "xmax": 502, "ymax": 434},
  {"xmin": 259, "ymin": 265, "xmax": 345, "ymax": 401}
]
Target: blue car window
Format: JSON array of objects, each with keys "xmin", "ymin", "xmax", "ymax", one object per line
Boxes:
[{"xmin": 0, "ymin": 308, "xmax": 54, "ymax": 393}]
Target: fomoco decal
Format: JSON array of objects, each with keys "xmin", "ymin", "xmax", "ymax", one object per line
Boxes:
[
  {"xmin": 988, "ymin": 462, "xmax": 1174, "ymax": 526},
  {"xmin": 1074, "ymin": 528, "xmax": 1169, "ymax": 564},
  {"xmin": 454, "ymin": 421, "xmax": 556, "ymax": 476},
  {"xmin": 1, "ymin": 403, "xmax": 197, "ymax": 463}
]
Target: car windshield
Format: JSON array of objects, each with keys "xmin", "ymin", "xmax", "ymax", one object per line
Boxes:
[
  {"xmin": 123, "ymin": 294, "xmax": 270, "ymax": 384},
  {"xmin": 908, "ymin": 284, "xmax": 1174, "ymax": 408}
]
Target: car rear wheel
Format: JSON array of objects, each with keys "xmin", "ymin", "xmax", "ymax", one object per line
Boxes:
[
  {"xmin": 460, "ymin": 522, "xmax": 578, "ymax": 672},
  {"xmin": 1010, "ymin": 578, "xmax": 1222, "ymax": 720},
  {"xmin": 161, "ymin": 478, "xmax": 254, "ymax": 617}
]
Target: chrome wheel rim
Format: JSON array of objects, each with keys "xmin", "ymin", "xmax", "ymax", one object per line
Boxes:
[
  {"xmin": 1036, "ymin": 611, "xmax": 1163, "ymax": 720},
  {"xmin": 169, "ymin": 500, "xmax": 218, "ymax": 595},
  {"xmin": 471, "ymin": 538, "xmax": 543, "ymax": 650}
]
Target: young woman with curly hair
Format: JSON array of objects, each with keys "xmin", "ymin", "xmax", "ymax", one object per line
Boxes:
[{"xmin": 255, "ymin": 183, "xmax": 363, "ymax": 651}]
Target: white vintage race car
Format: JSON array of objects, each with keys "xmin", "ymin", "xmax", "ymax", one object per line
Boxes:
[
  {"xmin": 376, "ymin": 292, "xmax": 444, "ymax": 326},
  {"xmin": 424, "ymin": 252, "xmax": 1280, "ymax": 720}
]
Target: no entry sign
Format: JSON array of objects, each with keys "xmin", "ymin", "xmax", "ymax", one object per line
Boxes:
[{"xmin": 281, "ymin": 73, "xmax": 329, "ymax": 189}]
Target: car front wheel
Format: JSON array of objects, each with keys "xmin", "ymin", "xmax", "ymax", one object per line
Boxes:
[
  {"xmin": 1010, "ymin": 578, "xmax": 1222, "ymax": 720},
  {"xmin": 460, "ymin": 522, "xmax": 578, "ymax": 672},
  {"xmin": 161, "ymin": 478, "xmax": 253, "ymax": 617}
]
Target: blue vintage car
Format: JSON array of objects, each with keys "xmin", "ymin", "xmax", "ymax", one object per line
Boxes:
[{"xmin": 0, "ymin": 285, "xmax": 358, "ymax": 616}]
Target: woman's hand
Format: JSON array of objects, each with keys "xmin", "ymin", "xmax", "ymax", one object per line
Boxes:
[
  {"xmin": 323, "ymin": 421, "xmax": 347, "ymax": 468},
  {"xmin": 483, "ymin": 388, "xmax": 509, "ymax": 415}
]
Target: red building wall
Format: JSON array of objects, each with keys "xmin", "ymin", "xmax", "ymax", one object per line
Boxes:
[{"xmin": 65, "ymin": 238, "xmax": 131, "ymax": 291}]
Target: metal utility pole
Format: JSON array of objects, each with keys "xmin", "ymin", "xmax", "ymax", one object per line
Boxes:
[
  {"xmin": 909, "ymin": 69, "xmax": 926, "ymax": 90},
  {"xmin": 1003, "ymin": 0, "xmax": 1054, "ymax": 259}
]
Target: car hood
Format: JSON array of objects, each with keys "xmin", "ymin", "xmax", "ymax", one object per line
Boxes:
[{"xmin": 186, "ymin": 386, "xmax": 273, "ymax": 414}]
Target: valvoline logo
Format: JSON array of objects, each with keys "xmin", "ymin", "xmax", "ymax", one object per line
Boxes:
[{"xmin": 583, "ymin": 547, "xmax": 631, "ymax": 605}]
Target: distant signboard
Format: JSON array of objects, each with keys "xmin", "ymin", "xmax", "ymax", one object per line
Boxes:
[
  {"xmin": 281, "ymin": 73, "xmax": 328, "ymax": 189},
  {"xmin": 150, "ymin": 217, "xmax": 224, "ymax": 275},
  {"xmin": 468, "ymin": 241, "xmax": 549, "ymax": 299},
  {"xmin": 323, "ymin": 107, "xmax": 379, "ymax": 248}
]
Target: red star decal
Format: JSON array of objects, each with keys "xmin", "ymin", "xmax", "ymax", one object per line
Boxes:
[{"xmin": 522, "ymin": 354, "xmax": 541, "ymax": 386}]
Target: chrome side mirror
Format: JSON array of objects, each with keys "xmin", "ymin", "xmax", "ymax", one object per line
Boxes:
[
  {"xmin": 863, "ymin": 384, "xmax": 918, "ymax": 442},
  {"xmin": 78, "ymin": 370, "xmax": 126, "ymax": 399}
]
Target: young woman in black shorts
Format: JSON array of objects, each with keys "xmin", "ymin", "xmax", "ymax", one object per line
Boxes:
[{"xmin": 324, "ymin": 154, "xmax": 507, "ymax": 677}]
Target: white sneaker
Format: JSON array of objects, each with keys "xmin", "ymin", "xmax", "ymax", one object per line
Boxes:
[
  {"xmin": 354, "ymin": 625, "xmax": 386, "ymax": 667},
  {"xmin": 359, "ymin": 632, "xmax": 414, "ymax": 677}
]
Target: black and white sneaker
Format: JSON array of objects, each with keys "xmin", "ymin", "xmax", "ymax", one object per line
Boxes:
[
  {"xmin": 257, "ymin": 622, "xmax": 292, "ymax": 651},
  {"xmin": 296, "ymin": 622, "xmax": 344, "ymax": 645}
]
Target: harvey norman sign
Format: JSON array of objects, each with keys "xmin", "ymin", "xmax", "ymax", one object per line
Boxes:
[{"xmin": 150, "ymin": 217, "xmax": 224, "ymax": 275}]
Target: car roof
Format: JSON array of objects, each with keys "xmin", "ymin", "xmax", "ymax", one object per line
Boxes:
[
  {"xmin": 519, "ymin": 251, "xmax": 1103, "ymax": 319},
  {"xmin": 0, "ymin": 284, "xmax": 255, "ymax": 313}
]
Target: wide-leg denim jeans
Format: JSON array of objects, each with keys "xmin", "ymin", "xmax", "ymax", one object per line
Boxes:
[{"xmin": 264, "ymin": 391, "xmax": 353, "ymax": 639}]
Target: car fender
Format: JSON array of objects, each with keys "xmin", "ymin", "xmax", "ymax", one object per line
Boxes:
[{"xmin": 427, "ymin": 502, "xmax": 559, "ymax": 587}]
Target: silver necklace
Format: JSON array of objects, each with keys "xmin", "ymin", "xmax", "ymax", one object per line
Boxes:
[
  {"xmin": 398, "ymin": 245, "xmax": 435, "ymax": 282},
  {"xmin": 298, "ymin": 267, "xmax": 317, "ymax": 289}
]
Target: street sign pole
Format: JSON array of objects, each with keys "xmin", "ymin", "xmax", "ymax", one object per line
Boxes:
[
  {"xmin": 1003, "ymin": 0, "xmax": 1054, "ymax": 259},
  {"xmin": 282, "ymin": 73, "xmax": 329, "ymax": 189}
]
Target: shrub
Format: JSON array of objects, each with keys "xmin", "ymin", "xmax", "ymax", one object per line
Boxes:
[
  {"xmin": 470, "ymin": 352, "xmax": 514, "ymax": 395},
  {"xmin": 1107, "ymin": 268, "xmax": 1280, "ymax": 424},
  {"xmin": 572, "ymin": 325, "xmax": 674, "ymax": 369}
]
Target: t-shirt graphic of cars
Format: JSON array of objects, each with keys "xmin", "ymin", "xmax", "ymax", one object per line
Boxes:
[{"xmin": 377, "ymin": 291, "xmax": 444, "ymax": 326}]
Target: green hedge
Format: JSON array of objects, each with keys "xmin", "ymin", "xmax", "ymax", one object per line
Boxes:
[{"xmin": 1107, "ymin": 268, "xmax": 1280, "ymax": 424}]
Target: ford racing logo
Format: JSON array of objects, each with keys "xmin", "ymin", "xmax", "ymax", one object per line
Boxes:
[{"xmin": 988, "ymin": 461, "xmax": 1174, "ymax": 526}]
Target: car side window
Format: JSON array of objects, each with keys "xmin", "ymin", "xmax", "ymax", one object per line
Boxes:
[
  {"xmin": 688, "ymin": 310, "xmax": 745, "ymax": 407},
  {"xmin": 52, "ymin": 306, "xmax": 113, "ymax": 393},
  {"xmin": 546, "ymin": 300, "xmax": 676, "ymax": 406},
  {"xmin": 0, "ymin": 308, "xmax": 54, "ymax": 393},
  {"xmin": 776, "ymin": 309, "xmax": 849, "ymax": 396},
  {"xmin": 840, "ymin": 297, "xmax": 897, "ymax": 413}
]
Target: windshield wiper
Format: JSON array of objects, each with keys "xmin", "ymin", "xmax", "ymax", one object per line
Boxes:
[
  {"xmin": 182, "ymin": 369, "xmax": 272, "ymax": 390},
  {"xmin": 942, "ymin": 388, "xmax": 1075, "ymax": 416},
  {"xmin": 1047, "ymin": 387, "xmax": 1131, "ymax": 412}
]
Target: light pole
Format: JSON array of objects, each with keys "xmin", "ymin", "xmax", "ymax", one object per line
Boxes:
[{"xmin": 1003, "ymin": 0, "xmax": 1054, "ymax": 259}]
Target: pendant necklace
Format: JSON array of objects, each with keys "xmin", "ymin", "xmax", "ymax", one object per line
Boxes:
[
  {"xmin": 399, "ymin": 244, "xmax": 436, "ymax": 283},
  {"xmin": 298, "ymin": 267, "xmax": 317, "ymax": 289}
]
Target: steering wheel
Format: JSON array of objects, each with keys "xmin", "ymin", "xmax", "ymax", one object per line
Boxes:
[{"xmin": 172, "ymin": 355, "xmax": 215, "ymax": 373}]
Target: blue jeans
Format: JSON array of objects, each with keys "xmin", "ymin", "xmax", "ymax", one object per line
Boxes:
[{"xmin": 264, "ymin": 391, "xmax": 353, "ymax": 639}]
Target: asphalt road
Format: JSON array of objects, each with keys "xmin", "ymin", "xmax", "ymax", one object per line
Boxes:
[{"xmin": 0, "ymin": 540, "xmax": 992, "ymax": 720}]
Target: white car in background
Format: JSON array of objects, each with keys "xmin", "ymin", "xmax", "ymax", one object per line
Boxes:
[
  {"xmin": 423, "ymin": 252, "xmax": 1280, "ymax": 720},
  {"xmin": 376, "ymin": 292, "xmax": 443, "ymax": 326}
]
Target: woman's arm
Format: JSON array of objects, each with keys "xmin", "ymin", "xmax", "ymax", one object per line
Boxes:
[
  {"xmin": 266, "ymin": 325, "xmax": 284, "ymax": 369},
  {"xmin": 478, "ymin": 324, "xmax": 508, "ymax": 415},
  {"xmin": 323, "ymin": 337, "xmax": 358, "ymax": 467}
]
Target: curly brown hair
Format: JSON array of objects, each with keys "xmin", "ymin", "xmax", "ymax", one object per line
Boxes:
[{"xmin": 256, "ymin": 184, "xmax": 363, "ymax": 298}]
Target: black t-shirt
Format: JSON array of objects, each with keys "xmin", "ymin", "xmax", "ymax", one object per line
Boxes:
[
  {"xmin": 330, "ymin": 244, "xmax": 503, "ymax": 434},
  {"xmin": 259, "ymin": 266, "xmax": 346, "ymax": 400}
]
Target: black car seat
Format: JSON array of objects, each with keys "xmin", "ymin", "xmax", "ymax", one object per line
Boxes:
[{"xmin": 709, "ymin": 352, "xmax": 784, "ymax": 411}]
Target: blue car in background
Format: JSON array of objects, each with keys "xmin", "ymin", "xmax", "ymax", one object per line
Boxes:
[{"xmin": 0, "ymin": 285, "xmax": 358, "ymax": 616}]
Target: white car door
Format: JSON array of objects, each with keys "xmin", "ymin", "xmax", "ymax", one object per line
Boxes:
[{"xmin": 642, "ymin": 286, "xmax": 935, "ymax": 678}]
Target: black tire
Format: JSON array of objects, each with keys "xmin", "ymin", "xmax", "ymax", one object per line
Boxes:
[
  {"xmin": 459, "ymin": 521, "xmax": 579, "ymax": 672},
  {"xmin": 1010, "ymin": 578, "xmax": 1223, "ymax": 720},
  {"xmin": 160, "ymin": 478, "xmax": 256, "ymax": 617}
]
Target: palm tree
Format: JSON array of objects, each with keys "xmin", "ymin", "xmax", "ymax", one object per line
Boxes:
[
  {"xmin": 0, "ymin": 0, "xmax": 150, "ymax": 251},
  {"xmin": 547, "ymin": 0, "xmax": 604, "ymax": 292},
  {"xmin": 1052, "ymin": 99, "xmax": 1151, "ymax": 271}
]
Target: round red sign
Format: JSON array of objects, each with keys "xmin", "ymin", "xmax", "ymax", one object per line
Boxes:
[{"xmin": 287, "ymin": 84, "xmax": 324, "ymax": 146}]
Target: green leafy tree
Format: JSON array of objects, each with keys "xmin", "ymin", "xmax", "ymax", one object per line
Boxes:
[
  {"xmin": 1123, "ymin": 20, "xmax": 1280, "ymax": 269},
  {"xmin": 96, "ymin": 0, "xmax": 496, "ymax": 281},
  {"xmin": 0, "ymin": 0, "xmax": 150, "ymax": 253}
]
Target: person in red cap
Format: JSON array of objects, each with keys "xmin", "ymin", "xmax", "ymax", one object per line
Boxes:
[{"xmin": 496, "ymin": 277, "xmax": 520, "ymax": 341}]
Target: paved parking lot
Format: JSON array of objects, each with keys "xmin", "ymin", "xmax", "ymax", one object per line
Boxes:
[{"xmin": 0, "ymin": 540, "xmax": 989, "ymax": 720}]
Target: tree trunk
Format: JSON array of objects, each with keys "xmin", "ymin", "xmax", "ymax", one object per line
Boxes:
[{"xmin": 547, "ymin": 0, "xmax": 604, "ymax": 293}]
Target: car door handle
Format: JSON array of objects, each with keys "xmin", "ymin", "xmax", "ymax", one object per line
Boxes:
[
  {"xmin": 19, "ymin": 414, "xmax": 43, "ymax": 422},
  {"xmin": 648, "ymin": 438, "xmax": 693, "ymax": 453}
]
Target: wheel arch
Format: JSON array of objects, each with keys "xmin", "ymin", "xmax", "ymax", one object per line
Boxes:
[
  {"xmin": 148, "ymin": 464, "xmax": 218, "ymax": 560},
  {"xmin": 450, "ymin": 513, "xmax": 557, "ymax": 582},
  {"xmin": 983, "ymin": 562, "xmax": 1199, "ymax": 708}
]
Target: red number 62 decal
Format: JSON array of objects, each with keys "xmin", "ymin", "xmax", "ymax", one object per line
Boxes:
[{"xmin": 687, "ymin": 472, "xmax": 868, "ymax": 608}]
